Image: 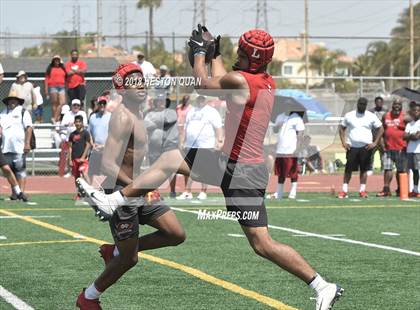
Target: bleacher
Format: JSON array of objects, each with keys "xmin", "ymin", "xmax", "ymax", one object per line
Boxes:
[{"xmin": 28, "ymin": 124, "xmax": 61, "ymax": 175}]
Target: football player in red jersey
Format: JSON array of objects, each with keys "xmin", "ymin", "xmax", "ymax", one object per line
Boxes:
[{"xmin": 78, "ymin": 26, "xmax": 343, "ymax": 309}]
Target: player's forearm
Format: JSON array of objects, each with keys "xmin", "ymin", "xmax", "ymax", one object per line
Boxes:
[
  {"xmin": 338, "ymin": 126, "xmax": 346, "ymax": 145},
  {"xmin": 80, "ymin": 143, "xmax": 91, "ymax": 160},
  {"xmin": 215, "ymin": 128, "xmax": 224, "ymax": 143},
  {"xmin": 211, "ymin": 56, "xmax": 227, "ymax": 77},
  {"xmin": 193, "ymin": 55, "xmax": 210, "ymax": 85},
  {"xmin": 373, "ymin": 127, "xmax": 384, "ymax": 144},
  {"xmin": 24, "ymin": 127, "xmax": 33, "ymax": 146},
  {"xmin": 67, "ymin": 147, "xmax": 72, "ymax": 163}
]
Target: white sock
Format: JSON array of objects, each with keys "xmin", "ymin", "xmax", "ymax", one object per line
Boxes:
[
  {"xmin": 290, "ymin": 182, "xmax": 297, "ymax": 195},
  {"xmin": 309, "ymin": 274, "xmax": 328, "ymax": 294},
  {"xmin": 84, "ymin": 283, "xmax": 102, "ymax": 300},
  {"xmin": 360, "ymin": 184, "xmax": 366, "ymax": 192},
  {"xmin": 276, "ymin": 183, "xmax": 284, "ymax": 199},
  {"xmin": 12, "ymin": 185, "xmax": 22, "ymax": 195},
  {"xmin": 113, "ymin": 246, "xmax": 119, "ymax": 257},
  {"xmin": 414, "ymin": 185, "xmax": 419, "ymax": 193},
  {"xmin": 109, "ymin": 191, "xmax": 127, "ymax": 206},
  {"xmin": 342, "ymin": 183, "xmax": 348, "ymax": 193}
]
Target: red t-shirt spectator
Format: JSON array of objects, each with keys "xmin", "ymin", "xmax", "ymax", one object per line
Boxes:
[
  {"xmin": 65, "ymin": 60, "xmax": 87, "ymax": 89},
  {"xmin": 383, "ymin": 111, "xmax": 406, "ymax": 151},
  {"xmin": 45, "ymin": 67, "xmax": 66, "ymax": 87}
]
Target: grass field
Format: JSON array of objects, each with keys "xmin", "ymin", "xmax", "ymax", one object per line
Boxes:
[{"xmin": 0, "ymin": 193, "xmax": 419, "ymax": 310}]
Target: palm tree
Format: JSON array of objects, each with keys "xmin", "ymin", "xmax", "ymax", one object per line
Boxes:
[
  {"xmin": 366, "ymin": 41, "xmax": 393, "ymax": 76},
  {"xmin": 137, "ymin": 0, "xmax": 162, "ymax": 51},
  {"xmin": 299, "ymin": 47, "xmax": 345, "ymax": 76},
  {"xmin": 352, "ymin": 54, "xmax": 374, "ymax": 76}
]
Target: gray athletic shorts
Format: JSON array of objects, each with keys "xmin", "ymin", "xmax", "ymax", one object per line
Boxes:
[
  {"xmin": 3, "ymin": 153, "xmax": 27, "ymax": 179},
  {"xmin": 382, "ymin": 150, "xmax": 407, "ymax": 171},
  {"xmin": 106, "ymin": 185, "xmax": 171, "ymax": 241},
  {"xmin": 407, "ymin": 153, "xmax": 420, "ymax": 170}
]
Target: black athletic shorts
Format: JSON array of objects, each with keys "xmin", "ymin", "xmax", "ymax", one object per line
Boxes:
[
  {"xmin": 345, "ymin": 147, "xmax": 373, "ymax": 172},
  {"xmin": 183, "ymin": 148, "xmax": 268, "ymax": 227},
  {"xmin": 0, "ymin": 150, "xmax": 7, "ymax": 168},
  {"xmin": 106, "ymin": 185, "xmax": 170, "ymax": 242}
]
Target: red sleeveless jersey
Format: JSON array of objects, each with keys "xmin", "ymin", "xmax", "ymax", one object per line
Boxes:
[
  {"xmin": 222, "ymin": 71, "xmax": 275, "ymax": 163},
  {"xmin": 383, "ymin": 111, "xmax": 406, "ymax": 151}
]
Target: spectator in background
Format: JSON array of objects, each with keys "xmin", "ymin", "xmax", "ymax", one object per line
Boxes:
[
  {"xmin": 65, "ymin": 49, "xmax": 87, "ymax": 104},
  {"xmin": 300, "ymin": 135, "xmax": 325, "ymax": 175},
  {"xmin": 132, "ymin": 51, "xmax": 156, "ymax": 78},
  {"xmin": 404, "ymin": 102, "xmax": 420, "ymax": 198},
  {"xmin": 88, "ymin": 95, "xmax": 111, "ymax": 181},
  {"xmin": 55, "ymin": 104, "xmax": 71, "ymax": 177},
  {"xmin": 376, "ymin": 98, "xmax": 407, "ymax": 197},
  {"xmin": 370, "ymin": 96, "xmax": 388, "ymax": 119},
  {"xmin": 272, "ymin": 112, "xmax": 305, "ymax": 200},
  {"xmin": 68, "ymin": 115, "xmax": 92, "ymax": 199},
  {"xmin": 338, "ymin": 97, "xmax": 384, "ymax": 198},
  {"xmin": 88, "ymin": 97, "xmax": 98, "ymax": 118},
  {"xmin": 155, "ymin": 64, "xmax": 172, "ymax": 94},
  {"xmin": 32, "ymin": 84, "xmax": 44, "ymax": 123},
  {"xmin": 177, "ymin": 95, "xmax": 223, "ymax": 200},
  {"xmin": 61, "ymin": 99, "xmax": 88, "ymax": 137},
  {"xmin": 0, "ymin": 120, "xmax": 28, "ymax": 202},
  {"xmin": 144, "ymin": 92, "xmax": 179, "ymax": 201},
  {"xmin": 0, "ymin": 91, "xmax": 33, "ymax": 200},
  {"xmin": 369, "ymin": 96, "xmax": 388, "ymax": 172},
  {"xmin": 169, "ymin": 95, "xmax": 192, "ymax": 198},
  {"xmin": 10, "ymin": 71, "xmax": 37, "ymax": 112},
  {"xmin": 45, "ymin": 55, "xmax": 66, "ymax": 123},
  {"xmin": 0, "ymin": 62, "xmax": 4, "ymax": 84}
]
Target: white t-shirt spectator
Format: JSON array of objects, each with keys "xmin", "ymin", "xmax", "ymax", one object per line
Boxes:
[
  {"xmin": 10, "ymin": 82, "xmax": 35, "ymax": 111},
  {"xmin": 0, "ymin": 63, "xmax": 4, "ymax": 75},
  {"xmin": 405, "ymin": 119, "xmax": 420, "ymax": 153},
  {"xmin": 185, "ymin": 105, "xmax": 222, "ymax": 148},
  {"xmin": 275, "ymin": 113, "xmax": 305, "ymax": 155},
  {"xmin": 61, "ymin": 110, "xmax": 88, "ymax": 140},
  {"xmin": 132, "ymin": 60, "xmax": 156, "ymax": 78},
  {"xmin": 33, "ymin": 86, "xmax": 43, "ymax": 106},
  {"xmin": 0, "ymin": 105, "xmax": 33, "ymax": 154},
  {"xmin": 341, "ymin": 110, "xmax": 382, "ymax": 148}
]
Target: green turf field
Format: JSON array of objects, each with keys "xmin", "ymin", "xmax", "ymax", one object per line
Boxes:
[{"xmin": 0, "ymin": 194, "xmax": 419, "ymax": 309}]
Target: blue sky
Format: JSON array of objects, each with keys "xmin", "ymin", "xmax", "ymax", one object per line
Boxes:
[{"xmin": 0, "ymin": 0, "xmax": 415, "ymax": 56}]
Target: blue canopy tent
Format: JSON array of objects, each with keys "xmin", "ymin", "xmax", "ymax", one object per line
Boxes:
[{"xmin": 275, "ymin": 89, "xmax": 332, "ymax": 120}]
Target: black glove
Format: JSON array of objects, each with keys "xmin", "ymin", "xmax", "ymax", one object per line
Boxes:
[
  {"xmin": 188, "ymin": 24, "xmax": 207, "ymax": 56},
  {"xmin": 213, "ymin": 35, "xmax": 221, "ymax": 58}
]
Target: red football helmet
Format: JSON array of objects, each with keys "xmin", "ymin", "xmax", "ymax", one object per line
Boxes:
[
  {"xmin": 112, "ymin": 63, "xmax": 143, "ymax": 89},
  {"xmin": 238, "ymin": 29, "xmax": 275, "ymax": 73}
]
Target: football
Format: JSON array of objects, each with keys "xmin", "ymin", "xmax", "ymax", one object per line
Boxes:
[{"xmin": 188, "ymin": 28, "xmax": 216, "ymax": 67}]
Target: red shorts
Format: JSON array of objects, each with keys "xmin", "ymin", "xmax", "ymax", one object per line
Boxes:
[
  {"xmin": 71, "ymin": 159, "xmax": 89, "ymax": 178},
  {"xmin": 274, "ymin": 156, "xmax": 298, "ymax": 179}
]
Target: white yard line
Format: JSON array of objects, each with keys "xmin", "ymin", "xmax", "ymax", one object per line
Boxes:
[
  {"xmin": 228, "ymin": 233, "xmax": 246, "ymax": 238},
  {"xmin": 0, "ymin": 215, "xmax": 61, "ymax": 219},
  {"xmin": 292, "ymin": 234, "xmax": 346, "ymax": 237},
  {"xmin": 0, "ymin": 286, "xmax": 34, "ymax": 310},
  {"xmin": 381, "ymin": 232, "xmax": 400, "ymax": 236},
  {"xmin": 172, "ymin": 207, "xmax": 420, "ymax": 257}
]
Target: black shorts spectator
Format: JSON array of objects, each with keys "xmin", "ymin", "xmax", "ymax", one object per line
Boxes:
[
  {"xmin": 0, "ymin": 150, "xmax": 7, "ymax": 167},
  {"xmin": 68, "ymin": 85, "xmax": 86, "ymax": 104},
  {"xmin": 345, "ymin": 147, "xmax": 373, "ymax": 173}
]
